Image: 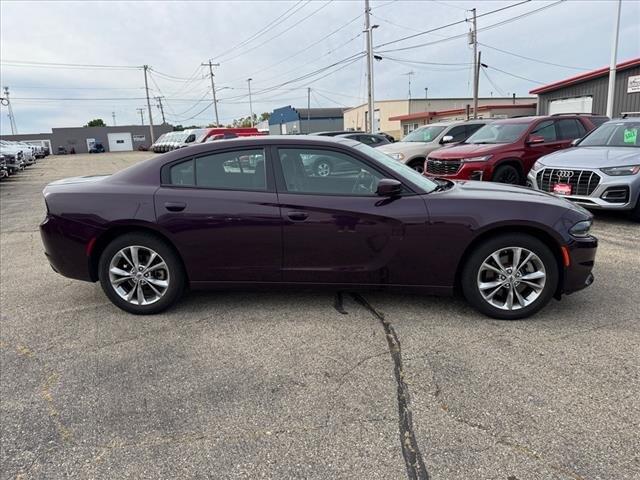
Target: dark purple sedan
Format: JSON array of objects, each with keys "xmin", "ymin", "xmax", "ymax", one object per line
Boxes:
[{"xmin": 40, "ymin": 136, "xmax": 597, "ymax": 319}]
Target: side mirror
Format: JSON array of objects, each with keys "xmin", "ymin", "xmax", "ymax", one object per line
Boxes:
[
  {"xmin": 441, "ymin": 135, "xmax": 455, "ymax": 144},
  {"xmin": 571, "ymin": 138, "xmax": 581, "ymax": 146},
  {"xmin": 527, "ymin": 134, "xmax": 545, "ymax": 145},
  {"xmin": 376, "ymin": 178, "xmax": 402, "ymax": 197}
]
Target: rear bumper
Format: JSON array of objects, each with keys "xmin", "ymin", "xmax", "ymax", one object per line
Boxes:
[
  {"xmin": 563, "ymin": 235, "xmax": 598, "ymax": 294},
  {"xmin": 40, "ymin": 214, "xmax": 103, "ymax": 282}
]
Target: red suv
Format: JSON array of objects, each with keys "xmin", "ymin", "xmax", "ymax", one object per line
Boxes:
[{"xmin": 424, "ymin": 115, "xmax": 607, "ymax": 184}]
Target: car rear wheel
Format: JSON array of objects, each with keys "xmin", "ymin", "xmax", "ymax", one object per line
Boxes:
[
  {"xmin": 461, "ymin": 234, "xmax": 558, "ymax": 320},
  {"xmin": 493, "ymin": 164, "xmax": 522, "ymax": 185},
  {"xmin": 98, "ymin": 233, "xmax": 185, "ymax": 314},
  {"xmin": 408, "ymin": 159, "xmax": 425, "ymax": 173}
]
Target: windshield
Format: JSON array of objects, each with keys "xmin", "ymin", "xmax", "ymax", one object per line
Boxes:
[
  {"xmin": 352, "ymin": 143, "xmax": 438, "ymax": 193},
  {"xmin": 579, "ymin": 121, "xmax": 640, "ymax": 147},
  {"xmin": 402, "ymin": 125, "xmax": 446, "ymax": 143},
  {"xmin": 467, "ymin": 123, "xmax": 529, "ymax": 144}
]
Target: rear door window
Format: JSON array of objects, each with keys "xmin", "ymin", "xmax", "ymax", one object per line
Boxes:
[
  {"xmin": 446, "ymin": 125, "xmax": 468, "ymax": 142},
  {"xmin": 557, "ymin": 119, "xmax": 586, "ymax": 140}
]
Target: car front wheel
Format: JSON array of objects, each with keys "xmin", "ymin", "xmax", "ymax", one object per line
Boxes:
[
  {"xmin": 492, "ymin": 164, "xmax": 522, "ymax": 185},
  {"xmin": 98, "ymin": 233, "xmax": 185, "ymax": 314},
  {"xmin": 461, "ymin": 234, "xmax": 558, "ymax": 320},
  {"xmin": 314, "ymin": 159, "xmax": 332, "ymax": 177},
  {"xmin": 408, "ymin": 159, "xmax": 425, "ymax": 173}
]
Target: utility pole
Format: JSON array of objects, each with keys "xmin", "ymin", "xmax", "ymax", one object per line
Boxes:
[
  {"xmin": 424, "ymin": 87, "xmax": 428, "ymax": 101},
  {"xmin": 307, "ymin": 87, "xmax": 311, "ymax": 133},
  {"xmin": 1, "ymin": 86, "xmax": 18, "ymax": 134},
  {"xmin": 202, "ymin": 60, "xmax": 221, "ymax": 126},
  {"xmin": 469, "ymin": 8, "xmax": 479, "ymax": 119},
  {"xmin": 143, "ymin": 65, "xmax": 155, "ymax": 143},
  {"xmin": 474, "ymin": 51, "xmax": 482, "ymax": 119},
  {"xmin": 136, "ymin": 108, "xmax": 145, "ymax": 125},
  {"xmin": 112, "ymin": 111, "xmax": 116, "ymax": 126},
  {"xmin": 364, "ymin": 0, "xmax": 377, "ymax": 133},
  {"xmin": 155, "ymin": 96, "xmax": 166, "ymax": 124},
  {"xmin": 247, "ymin": 78, "xmax": 254, "ymax": 127},
  {"xmin": 606, "ymin": 0, "xmax": 622, "ymax": 118}
]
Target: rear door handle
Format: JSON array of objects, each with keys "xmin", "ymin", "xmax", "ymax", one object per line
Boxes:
[
  {"xmin": 164, "ymin": 202, "xmax": 186, "ymax": 212},
  {"xmin": 287, "ymin": 211, "xmax": 309, "ymax": 222}
]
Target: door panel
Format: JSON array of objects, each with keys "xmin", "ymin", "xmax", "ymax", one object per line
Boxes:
[
  {"xmin": 155, "ymin": 188, "xmax": 282, "ymax": 282},
  {"xmin": 278, "ymin": 193, "xmax": 429, "ymax": 285}
]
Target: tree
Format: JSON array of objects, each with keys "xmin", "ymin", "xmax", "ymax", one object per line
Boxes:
[
  {"xmin": 259, "ymin": 112, "xmax": 270, "ymax": 122},
  {"xmin": 84, "ymin": 118, "xmax": 106, "ymax": 127}
]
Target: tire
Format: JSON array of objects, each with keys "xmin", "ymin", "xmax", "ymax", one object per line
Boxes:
[
  {"xmin": 630, "ymin": 196, "xmax": 640, "ymax": 222},
  {"xmin": 492, "ymin": 164, "xmax": 522, "ymax": 185},
  {"xmin": 314, "ymin": 158, "xmax": 332, "ymax": 177},
  {"xmin": 461, "ymin": 233, "xmax": 559, "ymax": 320},
  {"xmin": 408, "ymin": 158, "xmax": 425, "ymax": 174},
  {"xmin": 98, "ymin": 232, "xmax": 185, "ymax": 314}
]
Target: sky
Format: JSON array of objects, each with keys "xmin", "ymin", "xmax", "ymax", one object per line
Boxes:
[{"xmin": 0, "ymin": 0, "xmax": 638, "ymax": 135}]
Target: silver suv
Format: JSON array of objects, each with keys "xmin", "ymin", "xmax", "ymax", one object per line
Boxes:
[
  {"xmin": 377, "ymin": 120, "xmax": 489, "ymax": 172},
  {"xmin": 528, "ymin": 117, "xmax": 640, "ymax": 221}
]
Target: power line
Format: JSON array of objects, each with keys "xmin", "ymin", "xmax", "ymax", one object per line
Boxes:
[
  {"xmin": 213, "ymin": 1, "xmax": 307, "ymax": 60},
  {"xmin": 374, "ymin": 0, "xmax": 532, "ymax": 49},
  {"xmin": 483, "ymin": 64, "xmax": 544, "ymax": 85},
  {"xmin": 375, "ymin": 0, "xmax": 565, "ymax": 54},
  {"xmin": 220, "ymin": 0, "xmax": 334, "ymax": 64},
  {"xmin": 478, "ymin": 42, "xmax": 590, "ymax": 70},
  {"xmin": 481, "ymin": 67, "xmax": 506, "ymax": 97},
  {"xmin": 0, "ymin": 59, "xmax": 140, "ymax": 69}
]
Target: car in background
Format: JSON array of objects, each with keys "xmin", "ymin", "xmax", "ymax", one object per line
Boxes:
[
  {"xmin": 89, "ymin": 143, "xmax": 106, "ymax": 153},
  {"xmin": 425, "ymin": 114, "xmax": 605, "ymax": 185},
  {"xmin": 336, "ymin": 133, "xmax": 390, "ymax": 148},
  {"xmin": 0, "ymin": 155, "xmax": 8, "ymax": 179},
  {"xmin": 528, "ymin": 117, "xmax": 640, "ymax": 221},
  {"xmin": 377, "ymin": 120, "xmax": 489, "ymax": 173},
  {"xmin": 40, "ymin": 136, "xmax": 597, "ymax": 320},
  {"xmin": 314, "ymin": 130, "xmax": 364, "ymax": 137}
]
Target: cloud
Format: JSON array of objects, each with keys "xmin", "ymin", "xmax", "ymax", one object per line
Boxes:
[{"xmin": 1, "ymin": 0, "xmax": 638, "ymax": 134}]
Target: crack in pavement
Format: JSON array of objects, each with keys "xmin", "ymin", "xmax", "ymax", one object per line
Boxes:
[{"xmin": 349, "ymin": 293, "xmax": 429, "ymax": 480}]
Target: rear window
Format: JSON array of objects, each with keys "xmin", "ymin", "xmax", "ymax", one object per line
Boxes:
[{"xmin": 166, "ymin": 148, "xmax": 267, "ymax": 190}]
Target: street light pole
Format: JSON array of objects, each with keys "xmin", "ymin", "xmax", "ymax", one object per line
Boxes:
[
  {"xmin": 605, "ymin": 0, "xmax": 622, "ymax": 118},
  {"xmin": 247, "ymin": 78, "xmax": 254, "ymax": 127}
]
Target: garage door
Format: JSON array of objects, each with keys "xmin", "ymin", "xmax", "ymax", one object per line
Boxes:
[
  {"xmin": 107, "ymin": 133, "xmax": 133, "ymax": 152},
  {"xmin": 549, "ymin": 96, "xmax": 593, "ymax": 115}
]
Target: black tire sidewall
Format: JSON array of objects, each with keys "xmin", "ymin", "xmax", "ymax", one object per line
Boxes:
[
  {"xmin": 493, "ymin": 164, "xmax": 521, "ymax": 185},
  {"xmin": 98, "ymin": 233, "xmax": 185, "ymax": 315},
  {"xmin": 461, "ymin": 234, "xmax": 559, "ymax": 320}
]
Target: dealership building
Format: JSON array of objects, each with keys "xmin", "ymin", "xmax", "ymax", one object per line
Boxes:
[
  {"xmin": 0, "ymin": 124, "xmax": 172, "ymax": 154},
  {"xmin": 531, "ymin": 57, "xmax": 640, "ymax": 117},
  {"xmin": 268, "ymin": 106, "xmax": 346, "ymax": 135}
]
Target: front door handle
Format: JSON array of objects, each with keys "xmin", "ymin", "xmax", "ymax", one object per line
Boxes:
[
  {"xmin": 164, "ymin": 202, "xmax": 186, "ymax": 212},
  {"xmin": 287, "ymin": 211, "xmax": 309, "ymax": 222}
]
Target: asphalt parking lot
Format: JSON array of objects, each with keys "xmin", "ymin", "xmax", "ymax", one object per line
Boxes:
[{"xmin": 1, "ymin": 152, "xmax": 638, "ymax": 480}]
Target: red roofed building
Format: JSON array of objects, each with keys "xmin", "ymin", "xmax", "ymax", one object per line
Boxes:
[{"xmin": 530, "ymin": 57, "xmax": 640, "ymax": 118}]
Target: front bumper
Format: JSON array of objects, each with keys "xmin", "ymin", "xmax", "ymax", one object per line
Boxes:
[
  {"xmin": 528, "ymin": 169, "xmax": 640, "ymax": 211},
  {"xmin": 563, "ymin": 235, "xmax": 598, "ymax": 294}
]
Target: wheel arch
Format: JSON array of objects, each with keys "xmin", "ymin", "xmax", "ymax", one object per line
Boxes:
[
  {"xmin": 89, "ymin": 222, "xmax": 187, "ymax": 283},
  {"xmin": 492, "ymin": 157, "xmax": 525, "ymax": 181},
  {"xmin": 454, "ymin": 224, "xmax": 565, "ymax": 299}
]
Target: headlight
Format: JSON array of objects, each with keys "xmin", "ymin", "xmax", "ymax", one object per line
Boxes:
[
  {"xmin": 600, "ymin": 165, "xmax": 640, "ymax": 176},
  {"xmin": 390, "ymin": 153, "xmax": 405, "ymax": 161},
  {"xmin": 569, "ymin": 219, "xmax": 592, "ymax": 237},
  {"xmin": 461, "ymin": 155, "xmax": 492, "ymax": 163},
  {"xmin": 531, "ymin": 160, "xmax": 545, "ymax": 171}
]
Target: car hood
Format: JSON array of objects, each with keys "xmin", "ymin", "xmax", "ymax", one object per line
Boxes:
[
  {"xmin": 538, "ymin": 146, "xmax": 640, "ymax": 168},
  {"xmin": 378, "ymin": 142, "xmax": 442, "ymax": 157},
  {"xmin": 428, "ymin": 143, "xmax": 503, "ymax": 159},
  {"xmin": 439, "ymin": 179, "xmax": 590, "ymax": 216}
]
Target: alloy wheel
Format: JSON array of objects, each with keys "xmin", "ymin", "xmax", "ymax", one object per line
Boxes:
[
  {"xmin": 477, "ymin": 246, "xmax": 546, "ymax": 311},
  {"xmin": 108, "ymin": 245, "xmax": 170, "ymax": 306},
  {"xmin": 316, "ymin": 161, "xmax": 331, "ymax": 177}
]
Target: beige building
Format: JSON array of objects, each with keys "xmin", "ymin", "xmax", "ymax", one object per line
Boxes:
[
  {"xmin": 390, "ymin": 103, "xmax": 538, "ymax": 137},
  {"xmin": 343, "ymin": 97, "xmax": 537, "ymax": 139}
]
